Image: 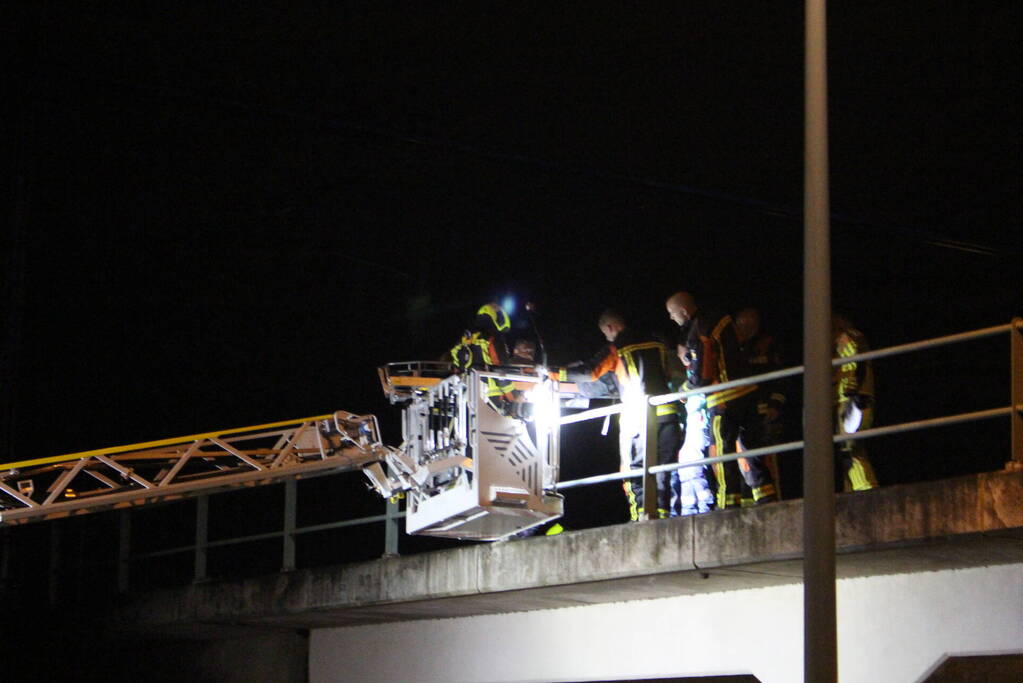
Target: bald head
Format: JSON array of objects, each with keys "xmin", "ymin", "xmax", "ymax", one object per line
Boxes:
[
  {"xmin": 665, "ymin": 291, "xmax": 697, "ymax": 326},
  {"xmin": 597, "ymin": 309, "xmax": 626, "ymax": 342}
]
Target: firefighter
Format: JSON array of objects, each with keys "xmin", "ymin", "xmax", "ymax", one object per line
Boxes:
[
  {"xmin": 833, "ymin": 313, "xmax": 879, "ymax": 491},
  {"xmin": 553, "ymin": 310, "xmax": 682, "ymax": 520},
  {"xmin": 734, "ymin": 307, "xmax": 785, "ymax": 503},
  {"xmin": 450, "ymin": 303, "xmax": 516, "ymax": 410},
  {"xmin": 666, "ymin": 292, "xmax": 777, "ymax": 508}
]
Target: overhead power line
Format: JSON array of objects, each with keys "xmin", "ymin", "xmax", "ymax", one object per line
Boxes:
[{"xmin": 16, "ymin": 64, "xmax": 1017, "ymax": 259}]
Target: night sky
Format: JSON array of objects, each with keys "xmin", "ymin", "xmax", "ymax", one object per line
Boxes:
[{"xmin": 3, "ymin": 2, "xmax": 1022, "ymax": 577}]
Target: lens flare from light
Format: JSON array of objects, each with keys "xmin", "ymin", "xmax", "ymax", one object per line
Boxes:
[
  {"xmin": 620, "ymin": 378, "xmax": 647, "ymax": 436},
  {"xmin": 526, "ymin": 378, "xmax": 559, "ymax": 435},
  {"xmin": 501, "ymin": 295, "xmax": 516, "ymax": 317}
]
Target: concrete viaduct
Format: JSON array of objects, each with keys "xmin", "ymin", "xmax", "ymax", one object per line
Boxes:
[{"xmin": 109, "ymin": 469, "xmax": 1023, "ymax": 682}]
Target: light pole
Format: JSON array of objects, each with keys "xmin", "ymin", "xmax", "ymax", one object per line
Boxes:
[{"xmin": 803, "ymin": 0, "xmax": 837, "ymax": 681}]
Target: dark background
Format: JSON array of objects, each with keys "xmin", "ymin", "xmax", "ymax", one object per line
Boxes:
[{"xmin": 2, "ymin": 0, "xmax": 1021, "ymax": 620}]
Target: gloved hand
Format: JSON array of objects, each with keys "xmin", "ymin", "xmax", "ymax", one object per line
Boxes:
[{"xmin": 546, "ymin": 366, "xmax": 569, "ymax": 382}]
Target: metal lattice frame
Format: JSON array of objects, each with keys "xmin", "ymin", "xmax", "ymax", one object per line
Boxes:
[{"xmin": 0, "ymin": 411, "xmax": 395, "ymax": 525}]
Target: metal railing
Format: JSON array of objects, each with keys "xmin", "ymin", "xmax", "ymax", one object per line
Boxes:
[
  {"xmin": 114, "ymin": 484, "xmax": 404, "ymax": 592},
  {"xmin": 108, "ymin": 317, "xmax": 1023, "ymax": 588},
  {"xmin": 555, "ymin": 318, "xmax": 1023, "ymax": 492},
  {"xmin": 13, "ymin": 319, "xmax": 1022, "ymax": 598},
  {"xmin": 2, "ymin": 475, "xmax": 406, "ymax": 605}
]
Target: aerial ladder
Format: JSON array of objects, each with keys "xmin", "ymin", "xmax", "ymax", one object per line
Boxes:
[{"xmin": 0, "ymin": 364, "xmax": 575, "ymax": 540}]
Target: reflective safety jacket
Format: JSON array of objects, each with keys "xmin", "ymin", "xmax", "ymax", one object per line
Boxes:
[
  {"xmin": 744, "ymin": 331, "xmax": 787, "ymax": 413},
  {"xmin": 834, "ymin": 328, "xmax": 874, "ymax": 406},
  {"xmin": 684, "ymin": 309, "xmax": 757, "ymax": 411},
  {"xmin": 560, "ymin": 328, "xmax": 681, "ymax": 421},
  {"xmin": 451, "ymin": 332, "xmax": 514, "ymax": 399}
]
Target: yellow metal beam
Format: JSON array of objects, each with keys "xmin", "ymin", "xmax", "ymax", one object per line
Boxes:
[{"xmin": 0, "ymin": 414, "xmax": 335, "ymax": 471}]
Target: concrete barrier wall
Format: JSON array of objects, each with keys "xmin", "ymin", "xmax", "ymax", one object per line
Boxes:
[{"xmin": 310, "ymin": 563, "xmax": 1023, "ymax": 683}]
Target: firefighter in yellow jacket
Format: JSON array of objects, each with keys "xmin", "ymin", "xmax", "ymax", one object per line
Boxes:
[
  {"xmin": 553, "ymin": 310, "xmax": 682, "ymax": 520},
  {"xmin": 667, "ymin": 292, "xmax": 778, "ymax": 508},
  {"xmin": 833, "ymin": 313, "xmax": 879, "ymax": 491},
  {"xmin": 451, "ymin": 303, "xmax": 516, "ymax": 408}
]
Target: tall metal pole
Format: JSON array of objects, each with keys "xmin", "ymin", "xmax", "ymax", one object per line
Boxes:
[
  {"xmin": 804, "ymin": 0, "xmax": 837, "ymax": 680},
  {"xmin": 1010, "ymin": 318, "xmax": 1022, "ymax": 467}
]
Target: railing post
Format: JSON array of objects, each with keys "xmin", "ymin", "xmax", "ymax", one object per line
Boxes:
[
  {"xmin": 283, "ymin": 479, "xmax": 297, "ymax": 571},
  {"xmin": 117, "ymin": 509, "xmax": 130, "ymax": 594},
  {"xmin": 1011, "ymin": 318, "xmax": 1023, "ymax": 468},
  {"xmin": 643, "ymin": 401, "xmax": 658, "ymax": 520},
  {"xmin": 194, "ymin": 494, "xmax": 208, "ymax": 582},
  {"xmin": 384, "ymin": 496, "xmax": 400, "ymax": 556},
  {"xmin": 48, "ymin": 522, "xmax": 61, "ymax": 607},
  {"xmin": 0, "ymin": 530, "xmax": 10, "ymax": 598}
]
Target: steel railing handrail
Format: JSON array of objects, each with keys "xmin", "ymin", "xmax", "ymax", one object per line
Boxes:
[
  {"xmin": 649, "ymin": 365, "xmax": 805, "ymax": 407},
  {"xmin": 53, "ymin": 320, "xmax": 1022, "ymax": 593},
  {"xmin": 832, "ymin": 320, "xmax": 1019, "ymax": 367},
  {"xmin": 648, "ymin": 320, "xmax": 1022, "ymax": 407},
  {"xmin": 555, "ymin": 319, "xmax": 1022, "ymax": 492},
  {"xmin": 389, "ymin": 322, "xmax": 1023, "ymax": 495},
  {"xmin": 465, "ymin": 322, "xmax": 1021, "ymax": 423},
  {"xmin": 128, "ymin": 508, "xmax": 409, "ymax": 563},
  {"xmin": 554, "ymin": 404, "xmax": 1019, "ymax": 490}
]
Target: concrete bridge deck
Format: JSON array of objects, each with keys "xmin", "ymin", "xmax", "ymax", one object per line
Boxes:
[{"xmin": 111, "ymin": 468, "xmax": 1023, "ymax": 636}]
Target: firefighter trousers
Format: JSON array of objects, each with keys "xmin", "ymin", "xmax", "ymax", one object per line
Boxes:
[
  {"xmin": 711, "ymin": 396, "xmax": 778, "ymax": 508},
  {"xmin": 622, "ymin": 418, "xmax": 681, "ymax": 520},
  {"xmin": 836, "ymin": 401, "xmax": 878, "ymax": 491}
]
